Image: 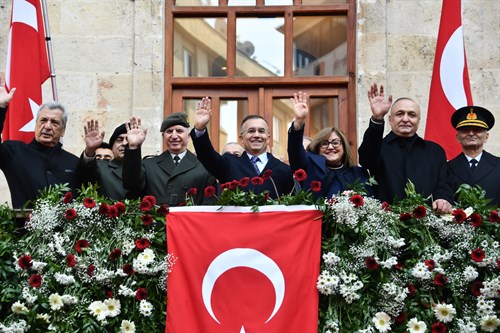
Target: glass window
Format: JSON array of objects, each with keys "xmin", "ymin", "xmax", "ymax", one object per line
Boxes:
[
  {"xmin": 219, "ymin": 99, "xmax": 248, "ymax": 152},
  {"xmin": 175, "ymin": 0, "xmax": 218, "ymax": 6},
  {"xmin": 236, "ymin": 17, "xmax": 285, "ymax": 77},
  {"xmin": 266, "ymin": 0, "xmax": 293, "ymax": 5},
  {"xmin": 302, "ymin": 0, "xmax": 347, "ymax": 4},
  {"xmin": 309, "ymin": 97, "xmax": 338, "ymax": 137},
  {"xmin": 174, "ymin": 18, "xmax": 227, "ymax": 77},
  {"xmin": 228, "ymin": 0, "xmax": 256, "ymax": 5},
  {"xmin": 293, "ymin": 16, "xmax": 347, "ymax": 76}
]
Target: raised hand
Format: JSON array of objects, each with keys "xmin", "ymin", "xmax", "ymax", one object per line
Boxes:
[
  {"xmin": 83, "ymin": 119, "xmax": 105, "ymax": 156},
  {"xmin": 291, "ymin": 91, "xmax": 309, "ymax": 130},
  {"xmin": 0, "ymin": 77, "xmax": 16, "ymax": 108},
  {"xmin": 367, "ymin": 83, "xmax": 392, "ymax": 120},
  {"xmin": 126, "ymin": 117, "xmax": 147, "ymax": 149},
  {"xmin": 194, "ymin": 97, "xmax": 212, "ymax": 131}
]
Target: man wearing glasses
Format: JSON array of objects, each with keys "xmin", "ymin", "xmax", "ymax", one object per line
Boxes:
[
  {"xmin": 358, "ymin": 83, "xmax": 453, "ymax": 213},
  {"xmin": 191, "ymin": 97, "xmax": 294, "ymax": 199}
]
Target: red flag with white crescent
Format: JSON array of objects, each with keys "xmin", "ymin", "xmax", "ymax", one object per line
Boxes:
[
  {"xmin": 425, "ymin": 0, "xmax": 473, "ymax": 160},
  {"xmin": 3, "ymin": 0, "xmax": 50, "ymax": 142},
  {"xmin": 166, "ymin": 206, "xmax": 322, "ymax": 333}
]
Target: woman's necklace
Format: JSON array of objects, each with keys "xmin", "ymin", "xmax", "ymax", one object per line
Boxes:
[{"xmin": 327, "ymin": 164, "xmax": 343, "ymax": 170}]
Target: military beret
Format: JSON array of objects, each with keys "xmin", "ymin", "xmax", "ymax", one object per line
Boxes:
[
  {"xmin": 109, "ymin": 123, "xmax": 127, "ymax": 147},
  {"xmin": 451, "ymin": 106, "xmax": 495, "ymax": 130},
  {"xmin": 160, "ymin": 112, "xmax": 190, "ymax": 132}
]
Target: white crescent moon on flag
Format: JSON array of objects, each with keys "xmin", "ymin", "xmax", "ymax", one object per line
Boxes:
[
  {"xmin": 6, "ymin": 0, "xmax": 39, "ymax": 89},
  {"xmin": 440, "ymin": 26, "xmax": 468, "ymax": 109},
  {"xmin": 202, "ymin": 248, "xmax": 285, "ymax": 325}
]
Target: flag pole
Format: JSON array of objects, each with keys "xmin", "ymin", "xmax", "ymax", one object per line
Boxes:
[{"xmin": 40, "ymin": 0, "xmax": 58, "ymax": 101}]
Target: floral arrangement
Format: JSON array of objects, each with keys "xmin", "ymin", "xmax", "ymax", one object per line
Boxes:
[
  {"xmin": 318, "ymin": 184, "xmax": 500, "ymax": 333},
  {"xmin": 0, "ymin": 185, "xmax": 175, "ymax": 333}
]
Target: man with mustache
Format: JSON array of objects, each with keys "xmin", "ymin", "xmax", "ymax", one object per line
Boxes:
[
  {"xmin": 0, "ymin": 83, "xmax": 80, "ymax": 209},
  {"xmin": 358, "ymin": 83, "xmax": 453, "ymax": 213},
  {"xmin": 80, "ymin": 120, "xmax": 141, "ymax": 200}
]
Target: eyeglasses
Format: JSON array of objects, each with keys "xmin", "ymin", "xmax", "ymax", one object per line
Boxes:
[
  {"xmin": 241, "ymin": 127, "xmax": 269, "ymax": 135},
  {"xmin": 319, "ymin": 139, "xmax": 342, "ymax": 148}
]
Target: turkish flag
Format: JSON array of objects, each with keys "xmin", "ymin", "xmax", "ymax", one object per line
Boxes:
[
  {"xmin": 166, "ymin": 206, "xmax": 322, "ymax": 333},
  {"xmin": 4, "ymin": 0, "xmax": 50, "ymax": 142},
  {"xmin": 425, "ymin": 0, "xmax": 473, "ymax": 160}
]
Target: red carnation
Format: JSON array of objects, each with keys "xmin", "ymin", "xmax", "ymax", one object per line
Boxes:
[
  {"xmin": 349, "ymin": 194, "xmax": 363, "ymax": 207},
  {"xmin": 497, "ymin": 258, "xmax": 500, "ymax": 269},
  {"xmin": 399, "ymin": 213, "xmax": 413, "ymax": 222},
  {"xmin": 74, "ymin": 239, "xmax": 89, "ymax": 254},
  {"xmin": 452, "ymin": 208, "xmax": 467, "ymax": 223},
  {"xmin": 406, "ymin": 283, "xmax": 416, "ymax": 297},
  {"xmin": 157, "ymin": 204, "xmax": 170, "ymax": 216},
  {"xmin": 29, "ymin": 274, "xmax": 42, "ymax": 288},
  {"xmin": 143, "ymin": 195, "xmax": 157, "ymax": 206},
  {"xmin": 310, "ymin": 181, "xmax": 322, "ymax": 193},
  {"xmin": 365, "ymin": 257, "xmax": 379, "ymax": 270},
  {"xmin": 381, "ymin": 201, "xmax": 391, "ymax": 212},
  {"xmin": 107, "ymin": 205, "xmax": 119, "ymax": 219},
  {"xmin": 204, "ymin": 186, "xmax": 216, "ymax": 198},
  {"xmin": 140, "ymin": 198, "xmax": 153, "ymax": 211},
  {"xmin": 239, "ymin": 177, "xmax": 250, "ymax": 188},
  {"xmin": 469, "ymin": 213, "xmax": 483, "ymax": 227},
  {"xmin": 424, "ymin": 259, "xmax": 436, "ymax": 271},
  {"xmin": 431, "ymin": 322, "xmax": 447, "ymax": 333},
  {"xmin": 262, "ymin": 169, "xmax": 272, "ymax": 180},
  {"xmin": 98, "ymin": 203, "xmax": 109, "ymax": 215},
  {"xmin": 395, "ymin": 262, "xmax": 404, "ymax": 270},
  {"xmin": 434, "ymin": 273, "xmax": 447, "ymax": 287},
  {"xmin": 251, "ymin": 176, "xmax": 264, "ymax": 186},
  {"xmin": 186, "ymin": 188, "xmax": 197, "ymax": 197},
  {"xmin": 109, "ymin": 248, "xmax": 122, "ymax": 261},
  {"xmin": 65, "ymin": 208, "xmax": 77, "ymax": 220},
  {"xmin": 135, "ymin": 238, "xmax": 150, "ymax": 250},
  {"xmin": 220, "ymin": 182, "xmax": 230, "ymax": 191},
  {"xmin": 63, "ymin": 192, "xmax": 73, "ymax": 204},
  {"xmin": 230, "ymin": 180, "xmax": 240, "ymax": 190},
  {"xmin": 264, "ymin": 192, "xmax": 270, "ymax": 201},
  {"xmin": 394, "ymin": 312, "xmax": 406, "ymax": 325},
  {"xmin": 87, "ymin": 264, "xmax": 95, "ymax": 277},
  {"xmin": 18, "ymin": 255, "xmax": 33, "ymax": 269},
  {"xmin": 114, "ymin": 202, "xmax": 126, "ymax": 215},
  {"xmin": 123, "ymin": 264, "xmax": 135, "ymax": 275},
  {"xmin": 83, "ymin": 197, "xmax": 96, "ymax": 209},
  {"xmin": 471, "ymin": 248, "xmax": 486, "ymax": 262},
  {"xmin": 471, "ymin": 280, "xmax": 484, "ymax": 297},
  {"xmin": 412, "ymin": 205, "xmax": 427, "ymax": 219},
  {"xmin": 65, "ymin": 253, "xmax": 76, "ymax": 267},
  {"xmin": 293, "ymin": 169, "xmax": 307, "ymax": 182},
  {"xmin": 135, "ymin": 287, "xmax": 148, "ymax": 301},
  {"xmin": 487, "ymin": 210, "xmax": 499, "ymax": 222},
  {"xmin": 141, "ymin": 214, "xmax": 153, "ymax": 226},
  {"xmin": 105, "ymin": 287, "xmax": 113, "ymax": 298}
]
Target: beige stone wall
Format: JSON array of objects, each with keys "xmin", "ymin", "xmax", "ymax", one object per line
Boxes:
[{"xmin": 0, "ymin": 0, "xmax": 498, "ymax": 206}]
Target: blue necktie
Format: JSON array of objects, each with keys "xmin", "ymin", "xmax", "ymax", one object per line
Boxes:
[{"xmin": 250, "ymin": 156, "xmax": 260, "ymax": 174}]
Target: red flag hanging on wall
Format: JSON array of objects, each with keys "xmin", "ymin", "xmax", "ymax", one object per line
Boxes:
[
  {"xmin": 166, "ymin": 206, "xmax": 322, "ymax": 333},
  {"xmin": 425, "ymin": 0, "xmax": 473, "ymax": 160},
  {"xmin": 4, "ymin": 0, "xmax": 50, "ymax": 142}
]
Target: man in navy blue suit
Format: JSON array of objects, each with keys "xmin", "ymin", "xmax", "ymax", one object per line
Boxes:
[
  {"xmin": 190, "ymin": 97, "xmax": 294, "ymax": 199},
  {"xmin": 448, "ymin": 106, "xmax": 500, "ymax": 208}
]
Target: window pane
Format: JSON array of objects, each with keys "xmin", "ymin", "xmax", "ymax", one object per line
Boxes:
[
  {"xmin": 293, "ymin": 16, "xmax": 347, "ymax": 76},
  {"xmin": 175, "ymin": 0, "xmax": 218, "ymax": 6},
  {"xmin": 219, "ymin": 100, "xmax": 248, "ymax": 152},
  {"xmin": 181, "ymin": 99, "xmax": 199, "ymax": 153},
  {"xmin": 228, "ymin": 0, "xmax": 256, "ymax": 5},
  {"xmin": 271, "ymin": 98, "xmax": 295, "ymax": 163},
  {"xmin": 236, "ymin": 17, "xmax": 284, "ymax": 77},
  {"xmin": 302, "ymin": 0, "xmax": 346, "ymax": 4},
  {"xmin": 309, "ymin": 97, "xmax": 338, "ymax": 138},
  {"xmin": 265, "ymin": 0, "xmax": 292, "ymax": 5},
  {"xmin": 174, "ymin": 18, "xmax": 227, "ymax": 77}
]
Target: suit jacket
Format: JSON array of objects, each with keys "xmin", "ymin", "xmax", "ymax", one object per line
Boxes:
[
  {"xmin": 79, "ymin": 155, "xmax": 138, "ymax": 201},
  {"xmin": 448, "ymin": 151, "xmax": 500, "ymax": 208},
  {"xmin": 359, "ymin": 120, "xmax": 452, "ymax": 204},
  {"xmin": 0, "ymin": 129, "xmax": 79, "ymax": 208},
  {"xmin": 288, "ymin": 124, "xmax": 371, "ymax": 199},
  {"xmin": 123, "ymin": 148, "xmax": 216, "ymax": 206},
  {"xmin": 190, "ymin": 129, "xmax": 294, "ymax": 198}
]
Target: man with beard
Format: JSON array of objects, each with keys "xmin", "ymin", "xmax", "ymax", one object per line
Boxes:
[
  {"xmin": 190, "ymin": 97, "xmax": 294, "ymax": 198},
  {"xmin": 448, "ymin": 106, "xmax": 500, "ymax": 207},
  {"xmin": 0, "ymin": 83, "xmax": 80, "ymax": 208}
]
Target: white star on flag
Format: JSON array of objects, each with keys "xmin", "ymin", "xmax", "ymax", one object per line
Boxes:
[{"xmin": 19, "ymin": 98, "xmax": 40, "ymax": 132}]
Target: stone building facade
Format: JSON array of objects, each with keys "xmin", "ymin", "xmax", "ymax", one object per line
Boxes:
[{"xmin": 0, "ymin": 0, "xmax": 498, "ymax": 206}]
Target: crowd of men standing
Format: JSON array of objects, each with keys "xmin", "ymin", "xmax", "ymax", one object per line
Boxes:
[{"xmin": 1, "ymin": 80, "xmax": 499, "ymax": 211}]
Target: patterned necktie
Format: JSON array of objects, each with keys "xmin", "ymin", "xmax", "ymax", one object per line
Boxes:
[
  {"xmin": 470, "ymin": 159, "xmax": 478, "ymax": 172},
  {"xmin": 173, "ymin": 155, "xmax": 180, "ymax": 166},
  {"xmin": 250, "ymin": 156, "xmax": 260, "ymax": 174}
]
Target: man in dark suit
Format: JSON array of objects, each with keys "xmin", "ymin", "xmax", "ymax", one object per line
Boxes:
[
  {"xmin": 122, "ymin": 113, "xmax": 216, "ymax": 206},
  {"xmin": 448, "ymin": 106, "xmax": 500, "ymax": 208},
  {"xmin": 80, "ymin": 120, "xmax": 140, "ymax": 200},
  {"xmin": 190, "ymin": 97, "xmax": 294, "ymax": 198},
  {"xmin": 358, "ymin": 83, "xmax": 453, "ymax": 213}
]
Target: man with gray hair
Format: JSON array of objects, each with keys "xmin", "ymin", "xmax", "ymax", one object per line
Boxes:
[{"xmin": 0, "ymin": 85, "xmax": 79, "ymax": 208}]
